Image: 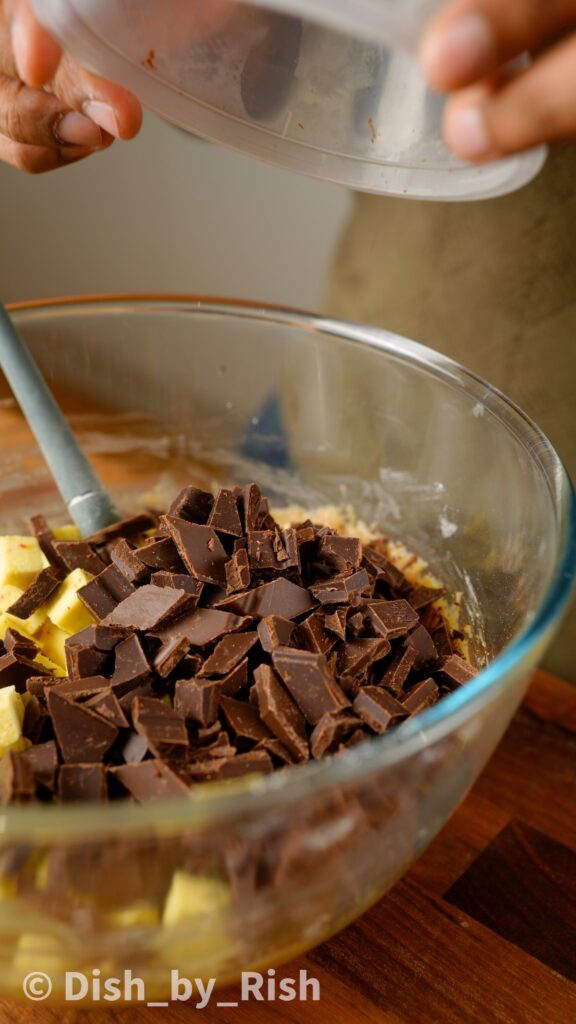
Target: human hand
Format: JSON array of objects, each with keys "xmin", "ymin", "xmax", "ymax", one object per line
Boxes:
[
  {"xmin": 420, "ymin": 0, "xmax": 576, "ymax": 161},
  {"xmin": 0, "ymin": 0, "xmax": 141, "ymax": 173}
]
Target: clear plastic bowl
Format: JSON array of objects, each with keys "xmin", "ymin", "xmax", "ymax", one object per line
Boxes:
[
  {"xmin": 32, "ymin": 0, "xmax": 547, "ymax": 200},
  {"xmin": 0, "ymin": 296, "xmax": 574, "ymax": 1002}
]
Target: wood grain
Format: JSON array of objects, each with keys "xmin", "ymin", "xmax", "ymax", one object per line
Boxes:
[{"xmin": 0, "ymin": 670, "xmax": 574, "ymax": 1023}]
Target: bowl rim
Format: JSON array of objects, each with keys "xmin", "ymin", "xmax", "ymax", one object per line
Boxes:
[{"xmin": 2, "ymin": 293, "xmax": 575, "ymax": 840}]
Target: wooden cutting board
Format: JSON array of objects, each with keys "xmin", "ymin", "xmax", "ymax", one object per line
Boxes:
[{"xmin": 1, "ymin": 669, "xmax": 575, "ymax": 1024}]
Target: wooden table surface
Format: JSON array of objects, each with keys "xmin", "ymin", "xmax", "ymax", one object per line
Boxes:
[{"xmin": 0, "ymin": 669, "xmax": 574, "ymax": 1024}]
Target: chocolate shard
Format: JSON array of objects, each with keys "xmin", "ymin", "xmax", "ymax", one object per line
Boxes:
[
  {"xmin": 28, "ymin": 514, "xmax": 67, "ymax": 572},
  {"xmin": 238, "ymin": 483, "xmax": 264, "ymax": 533},
  {"xmin": 247, "ymin": 529, "xmax": 300, "ymax": 574},
  {"xmin": 310, "ymin": 710, "xmax": 364, "ymax": 759},
  {"xmin": 0, "ymin": 751, "xmax": 35, "ymax": 804},
  {"xmin": 407, "ymin": 624, "xmax": 438, "ymax": 672},
  {"xmin": 219, "ymin": 658, "xmax": 249, "ymax": 697},
  {"xmin": 84, "ymin": 512, "xmax": 157, "ymax": 546},
  {"xmin": 272, "ymin": 648, "xmax": 350, "ymax": 725},
  {"xmin": 217, "ymin": 577, "xmax": 316, "ymax": 620},
  {"xmin": 108, "ymin": 538, "xmax": 150, "ymax": 585},
  {"xmin": 406, "ymin": 585, "xmax": 446, "ymax": 611},
  {"xmin": 136, "ymin": 537, "xmax": 186, "ymax": 573},
  {"xmin": 50, "ymin": 676, "xmax": 112, "ymax": 701},
  {"xmin": 6, "ymin": 566, "xmax": 62, "ymax": 619},
  {"xmin": 253, "ymin": 664, "xmax": 309, "ymax": 762},
  {"xmin": 353, "ymin": 686, "xmax": 408, "ymax": 734},
  {"xmin": 0, "ymin": 652, "xmax": 41, "ymax": 694},
  {"xmin": 19, "ymin": 740, "xmax": 58, "ymax": 792},
  {"xmin": 111, "ymin": 760, "xmax": 190, "ymax": 801},
  {"xmin": 378, "ymin": 643, "xmax": 417, "ymax": 696},
  {"xmin": 85, "ymin": 690, "xmax": 130, "ymax": 729},
  {"xmin": 431, "ymin": 621, "xmax": 455, "ymax": 658},
  {"xmin": 132, "ymin": 696, "xmax": 189, "ymax": 761},
  {"xmin": 339, "ymin": 638, "xmax": 391, "ymax": 678},
  {"xmin": 401, "ymin": 677, "xmax": 440, "ymax": 715},
  {"xmin": 3, "ymin": 628, "xmax": 38, "ymax": 659},
  {"xmin": 310, "ymin": 569, "xmax": 371, "ymax": 605},
  {"xmin": 225, "ymin": 549, "xmax": 251, "ymax": 594},
  {"xmin": 68, "ymin": 624, "xmax": 131, "ymax": 654},
  {"xmin": 47, "ymin": 690, "xmax": 118, "ymax": 763},
  {"xmin": 363, "ymin": 547, "xmax": 407, "ymax": 590},
  {"xmin": 318, "ymin": 535, "xmax": 362, "ymax": 572},
  {"xmin": 77, "ymin": 565, "xmax": 137, "ymax": 621},
  {"xmin": 103, "ymin": 585, "xmax": 193, "ymax": 631},
  {"xmin": 162, "ymin": 515, "xmax": 229, "ymax": 587},
  {"xmin": 167, "ymin": 486, "xmax": 214, "ymax": 525},
  {"xmin": 257, "ymin": 615, "xmax": 296, "ymax": 653},
  {"xmin": 22, "ymin": 694, "xmax": 48, "ymax": 744},
  {"xmin": 152, "ymin": 635, "xmax": 191, "ymax": 679},
  {"xmin": 219, "ymin": 695, "xmax": 274, "ymax": 745},
  {"xmin": 323, "ymin": 608, "xmax": 348, "ymax": 641},
  {"xmin": 298, "ymin": 611, "xmax": 338, "ymax": 656},
  {"xmin": 216, "ymin": 751, "xmax": 274, "ymax": 779},
  {"xmin": 255, "ymin": 737, "xmax": 296, "ymax": 765},
  {"xmin": 65, "ymin": 639, "xmax": 108, "ymax": 681},
  {"xmin": 366, "ymin": 599, "xmax": 419, "ymax": 638},
  {"xmin": 112, "ymin": 634, "xmax": 152, "ymax": 691},
  {"xmin": 52, "ymin": 541, "xmax": 106, "ymax": 575},
  {"xmin": 187, "ymin": 758, "xmax": 230, "ymax": 782},
  {"xmin": 207, "ymin": 488, "xmax": 243, "ymax": 537},
  {"xmin": 152, "ymin": 608, "xmax": 253, "ymax": 647},
  {"xmin": 435, "ymin": 654, "xmax": 477, "ymax": 689},
  {"xmin": 151, "ymin": 572, "xmax": 204, "ymax": 602},
  {"xmin": 199, "ymin": 632, "xmax": 258, "ymax": 678},
  {"xmin": 59, "ymin": 764, "xmax": 107, "ymax": 803},
  {"xmin": 174, "ymin": 678, "xmax": 221, "ymax": 727}
]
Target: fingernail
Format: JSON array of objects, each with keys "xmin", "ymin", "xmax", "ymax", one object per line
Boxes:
[
  {"xmin": 421, "ymin": 13, "xmax": 493, "ymax": 84},
  {"xmin": 55, "ymin": 112, "xmax": 102, "ymax": 146},
  {"xmin": 445, "ymin": 102, "xmax": 494, "ymax": 160},
  {"xmin": 82, "ymin": 100, "xmax": 120, "ymax": 137}
]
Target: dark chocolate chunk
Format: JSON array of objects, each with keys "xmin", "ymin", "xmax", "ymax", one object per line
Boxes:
[
  {"xmin": 59, "ymin": 764, "xmax": 107, "ymax": 803},
  {"xmin": 0, "ymin": 751, "xmax": 34, "ymax": 804},
  {"xmin": 6, "ymin": 566, "xmax": 62, "ymax": 619},
  {"xmin": 152, "ymin": 635, "xmax": 190, "ymax": 678},
  {"xmin": 219, "ymin": 696, "xmax": 274, "ymax": 745},
  {"xmin": 133, "ymin": 697, "xmax": 189, "ymax": 761},
  {"xmin": 217, "ymin": 577, "xmax": 316, "ymax": 619},
  {"xmin": 432, "ymin": 621, "xmax": 455, "ymax": 658},
  {"xmin": 238, "ymin": 483, "xmax": 263, "ymax": 532},
  {"xmin": 137, "ymin": 537, "xmax": 185, "ymax": 573},
  {"xmin": 216, "ymin": 751, "xmax": 273, "ymax": 779},
  {"xmin": 19, "ymin": 740, "xmax": 58, "ymax": 792},
  {"xmin": 199, "ymin": 632, "xmax": 258, "ymax": 677},
  {"xmin": 167, "ymin": 486, "xmax": 214, "ymax": 525},
  {"xmin": 108, "ymin": 538, "xmax": 150, "ymax": 585},
  {"xmin": 253, "ymin": 664, "xmax": 309, "ymax": 762},
  {"xmin": 339, "ymin": 638, "xmax": 391, "ymax": 678},
  {"xmin": 207, "ymin": 489, "xmax": 243, "ymax": 537},
  {"xmin": 112, "ymin": 634, "xmax": 152, "ymax": 691},
  {"xmin": 85, "ymin": 690, "xmax": 130, "ymax": 729},
  {"xmin": 402, "ymin": 677, "xmax": 440, "ymax": 715},
  {"xmin": 162, "ymin": 517, "xmax": 229, "ymax": 587},
  {"xmin": 435, "ymin": 654, "xmax": 477, "ymax": 689},
  {"xmin": 272, "ymin": 648, "xmax": 350, "ymax": 725},
  {"xmin": 298, "ymin": 611, "xmax": 337, "ymax": 655},
  {"xmin": 366, "ymin": 599, "xmax": 419, "ymax": 638},
  {"xmin": 153, "ymin": 608, "xmax": 253, "ymax": 647},
  {"xmin": 324, "ymin": 608, "xmax": 347, "ymax": 641},
  {"xmin": 407, "ymin": 585, "xmax": 445, "ymax": 610},
  {"xmin": 103, "ymin": 585, "xmax": 193, "ymax": 631},
  {"xmin": 310, "ymin": 569, "xmax": 371, "ymax": 605},
  {"xmin": 84, "ymin": 513, "xmax": 157, "ymax": 545},
  {"xmin": 77, "ymin": 565, "xmax": 137, "ymax": 621},
  {"xmin": 22, "ymin": 694, "xmax": 48, "ymax": 744},
  {"xmin": 51, "ymin": 676, "xmax": 112, "ymax": 701},
  {"xmin": 247, "ymin": 529, "xmax": 300, "ymax": 574},
  {"xmin": 111, "ymin": 760, "xmax": 190, "ymax": 801},
  {"xmin": 69, "ymin": 624, "xmax": 131, "ymax": 653},
  {"xmin": 257, "ymin": 615, "xmax": 296, "ymax": 652},
  {"xmin": 225, "ymin": 549, "xmax": 251, "ymax": 594},
  {"xmin": 407, "ymin": 624, "xmax": 438, "ymax": 672},
  {"xmin": 219, "ymin": 658, "xmax": 249, "ymax": 697},
  {"xmin": 65, "ymin": 639, "xmax": 108, "ymax": 681},
  {"xmin": 151, "ymin": 572, "xmax": 204, "ymax": 602},
  {"xmin": 255, "ymin": 737, "xmax": 296, "ymax": 765},
  {"xmin": 53, "ymin": 541, "xmax": 106, "ymax": 575},
  {"xmin": 0, "ymin": 652, "xmax": 41, "ymax": 693},
  {"xmin": 47, "ymin": 690, "xmax": 118, "ymax": 763},
  {"xmin": 378, "ymin": 643, "xmax": 417, "ymax": 696},
  {"xmin": 362, "ymin": 547, "xmax": 407, "ymax": 590},
  {"xmin": 353, "ymin": 686, "xmax": 408, "ymax": 734},
  {"xmin": 310, "ymin": 710, "xmax": 364, "ymax": 759},
  {"xmin": 318, "ymin": 535, "xmax": 362, "ymax": 572},
  {"xmin": 3, "ymin": 628, "xmax": 38, "ymax": 658},
  {"xmin": 174, "ymin": 678, "xmax": 221, "ymax": 727}
]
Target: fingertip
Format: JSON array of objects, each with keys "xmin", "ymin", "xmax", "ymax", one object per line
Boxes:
[
  {"xmin": 11, "ymin": 6, "xmax": 62, "ymax": 87},
  {"xmin": 419, "ymin": 11, "xmax": 494, "ymax": 93}
]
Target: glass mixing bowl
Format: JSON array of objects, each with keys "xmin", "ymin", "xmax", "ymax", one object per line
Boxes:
[{"xmin": 0, "ymin": 296, "xmax": 574, "ymax": 1002}]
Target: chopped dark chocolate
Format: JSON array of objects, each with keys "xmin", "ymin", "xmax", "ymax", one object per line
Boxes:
[
  {"xmin": 217, "ymin": 577, "xmax": 316, "ymax": 619},
  {"xmin": 298, "ymin": 611, "xmax": 337, "ymax": 656},
  {"xmin": 108, "ymin": 539, "xmax": 150, "ymax": 585},
  {"xmin": 6, "ymin": 566, "xmax": 62, "ymax": 619},
  {"xmin": 137, "ymin": 537, "xmax": 186, "ymax": 573},
  {"xmin": 59, "ymin": 764, "xmax": 107, "ymax": 803},
  {"xmin": 111, "ymin": 760, "xmax": 190, "ymax": 801},
  {"xmin": 152, "ymin": 608, "xmax": 252, "ymax": 647},
  {"xmin": 219, "ymin": 696, "xmax": 274, "ymax": 745},
  {"xmin": 257, "ymin": 615, "xmax": 296, "ymax": 652},
  {"xmin": 133, "ymin": 697, "xmax": 189, "ymax": 761},
  {"xmin": 353, "ymin": 687, "xmax": 408, "ymax": 734},
  {"xmin": 152, "ymin": 635, "xmax": 190, "ymax": 678},
  {"xmin": 366, "ymin": 599, "xmax": 419, "ymax": 638},
  {"xmin": 253, "ymin": 664, "xmax": 309, "ymax": 762},
  {"xmin": 47, "ymin": 690, "xmax": 118, "ymax": 763},
  {"xmin": 53, "ymin": 541, "xmax": 106, "ymax": 575},
  {"xmin": 339, "ymin": 638, "xmax": 391, "ymax": 678},
  {"xmin": 247, "ymin": 529, "xmax": 300, "ymax": 574},
  {"xmin": 174, "ymin": 678, "xmax": 221, "ymax": 727},
  {"xmin": 199, "ymin": 632, "xmax": 258, "ymax": 677},
  {"xmin": 318, "ymin": 535, "xmax": 362, "ymax": 572},
  {"xmin": 402, "ymin": 677, "xmax": 440, "ymax": 715},
  {"xmin": 167, "ymin": 486, "xmax": 214, "ymax": 525},
  {"xmin": 85, "ymin": 690, "xmax": 130, "ymax": 729},
  {"xmin": 207, "ymin": 489, "xmax": 243, "ymax": 537},
  {"xmin": 19, "ymin": 740, "xmax": 58, "ymax": 792},
  {"xmin": 216, "ymin": 751, "xmax": 273, "ymax": 779},
  {"xmin": 238, "ymin": 483, "xmax": 263, "ymax": 533},
  {"xmin": 407, "ymin": 624, "xmax": 438, "ymax": 672},
  {"xmin": 84, "ymin": 512, "xmax": 157, "ymax": 546},
  {"xmin": 163, "ymin": 517, "xmax": 228, "ymax": 586},
  {"xmin": 0, "ymin": 751, "xmax": 34, "ymax": 804},
  {"xmin": 272, "ymin": 648, "xmax": 350, "ymax": 725},
  {"xmin": 219, "ymin": 658, "xmax": 249, "ymax": 697},
  {"xmin": 103, "ymin": 585, "xmax": 193, "ymax": 631},
  {"xmin": 225, "ymin": 548, "xmax": 251, "ymax": 594},
  {"xmin": 151, "ymin": 572, "xmax": 204, "ymax": 602},
  {"xmin": 310, "ymin": 568, "xmax": 371, "ymax": 605},
  {"xmin": 3, "ymin": 628, "xmax": 38, "ymax": 658},
  {"xmin": 378, "ymin": 643, "xmax": 417, "ymax": 696},
  {"xmin": 112, "ymin": 634, "xmax": 152, "ymax": 691},
  {"xmin": 435, "ymin": 654, "xmax": 477, "ymax": 689},
  {"xmin": 324, "ymin": 608, "xmax": 348, "ymax": 641},
  {"xmin": 310, "ymin": 710, "xmax": 364, "ymax": 759}
]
